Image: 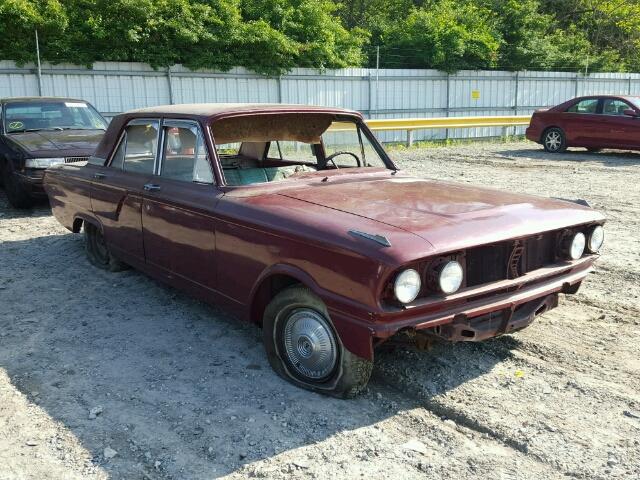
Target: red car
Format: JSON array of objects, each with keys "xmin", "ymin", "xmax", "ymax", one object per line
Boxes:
[
  {"xmin": 526, "ymin": 95, "xmax": 640, "ymax": 153},
  {"xmin": 44, "ymin": 104, "xmax": 605, "ymax": 398}
]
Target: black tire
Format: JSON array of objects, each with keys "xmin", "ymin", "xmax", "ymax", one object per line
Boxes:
[
  {"xmin": 263, "ymin": 285, "xmax": 373, "ymax": 398},
  {"xmin": 586, "ymin": 147, "xmax": 601, "ymax": 153},
  {"xmin": 542, "ymin": 127, "xmax": 567, "ymax": 153},
  {"xmin": 1, "ymin": 162, "xmax": 34, "ymax": 208},
  {"xmin": 84, "ymin": 223, "xmax": 128, "ymax": 272}
]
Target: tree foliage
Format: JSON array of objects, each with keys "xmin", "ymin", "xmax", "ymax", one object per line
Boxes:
[{"xmin": 0, "ymin": 0, "xmax": 639, "ymax": 73}]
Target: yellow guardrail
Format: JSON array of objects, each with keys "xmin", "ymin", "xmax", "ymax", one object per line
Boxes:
[
  {"xmin": 363, "ymin": 115, "xmax": 532, "ymax": 146},
  {"xmin": 366, "ymin": 115, "xmax": 531, "ymax": 131}
]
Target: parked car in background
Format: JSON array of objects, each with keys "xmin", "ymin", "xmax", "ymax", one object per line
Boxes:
[
  {"xmin": 0, "ymin": 97, "xmax": 107, "ymax": 208},
  {"xmin": 44, "ymin": 103, "xmax": 605, "ymax": 397},
  {"xmin": 526, "ymin": 95, "xmax": 640, "ymax": 153}
]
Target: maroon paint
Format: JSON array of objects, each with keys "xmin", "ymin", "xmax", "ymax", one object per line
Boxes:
[
  {"xmin": 526, "ymin": 95, "xmax": 640, "ymax": 150},
  {"xmin": 45, "ymin": 104, "xmax": 605, "ymax": 361}
]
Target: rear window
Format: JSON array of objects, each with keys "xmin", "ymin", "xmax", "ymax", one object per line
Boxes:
[{"xmin": 4, "ymin": 101, "xmax": 107, "ymax": 133}]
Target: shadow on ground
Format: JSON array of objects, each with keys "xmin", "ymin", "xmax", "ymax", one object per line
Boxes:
[
  {"xmin": 497, "ymin": 147, "xmax": 640, "ymax": 167},
  {"xmin": 0, "ymin": 188, "xmax": 51, "ymax": 219},
  {"xmin": 0, "ymin": 232, "xmax": 517, "ymax": 479}
]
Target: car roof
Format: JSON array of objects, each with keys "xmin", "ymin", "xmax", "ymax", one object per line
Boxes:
[
  {"xmin": 126, "ymin": 103, "xmax": 362, "ymax": 121},
  {"xmin": 572, "ymin": 94, "xmax": 640, "ymax": 101},
  {"xmin": 94, "ymin": 103, "xmax": 364, "ymax": 160},
  {"xmin": 1, "ymin": 96, "xmax": 89, "ymax": 104}
]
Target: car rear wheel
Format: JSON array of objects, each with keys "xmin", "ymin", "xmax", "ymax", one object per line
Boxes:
[
  {"xmin": 1, "ymin": 163, "xmax": 34, "ymax": 209},
  {"xmin": 84, "ymin": 223, "xmax": 128, "ymax": 272},
  {"xmin": 542, "ymin": 127, "xmax": 567, "ymax": 153},
  {"xmin": 263, "ymin": 285, "xmax": 373, "ymax": 398}
]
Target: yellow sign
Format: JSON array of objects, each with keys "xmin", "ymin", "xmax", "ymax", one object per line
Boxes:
[{"xmin": 471, "ymin": 90, "xmax": 480, "ymax": 100}]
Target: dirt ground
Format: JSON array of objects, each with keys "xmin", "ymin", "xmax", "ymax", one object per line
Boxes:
[{"xmin": 0, "ymin": 141, "xmax": 638, "ymax": 480}]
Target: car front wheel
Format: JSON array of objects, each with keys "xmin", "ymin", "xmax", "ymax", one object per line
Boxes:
[
  {"xmin": 84, "ymin": 223, "xmax": 128, "ymax": 272},
  {"xmin": 263, "ymin": 285, "xmax": 373, "ymax": 398},
  {"xmin": 1, "ymin": 163, "xmax": 34, "ymax": 208},
  {"xmin": 542, "ymin": 127, "xmax": 567, "ymax": 153}
]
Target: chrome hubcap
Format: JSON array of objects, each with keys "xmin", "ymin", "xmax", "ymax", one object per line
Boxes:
[
  {"xmin": 282, "ymin": 308, "xmax": 337, "ymax": 380},
  {"xmin": 545, "ymin": 131, "xmax": 561, "ymax": 150}
]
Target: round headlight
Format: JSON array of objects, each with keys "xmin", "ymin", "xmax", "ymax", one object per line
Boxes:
[
  {"xmin": 588, "ymin": 225, "xmax": 604, "ymax": 253},
  {"xmin": 394, "ymin": 269, "xmax": 421, "ymax": 304},
  {"xmin": 569, "ymin": 232, "xmax": 586, "ymax": 260},
  {"xmin": 439, "ymin": 261, "xmax": 464, "ymax": 294}
]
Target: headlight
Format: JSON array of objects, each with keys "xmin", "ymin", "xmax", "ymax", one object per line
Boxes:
[
  {"xmin": 394, "ymin": 269, "xmax": 421, "ymax": 304},
  {"xmin": 24, "ymin": 157, "xmax": 65, "ymax": 168},
  {"xmin": 587, "ymin": 225, "xmax": 604, "ymax": 253},
  {"xmin": 562, "ymin": 232, "xmax": 585, "ymax": 260},
  {"xmin": 438, "ymin": 260, "xmax": 464, "ymax": 294}
]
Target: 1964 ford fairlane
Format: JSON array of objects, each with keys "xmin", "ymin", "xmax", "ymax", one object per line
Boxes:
[{"xmin": 44, "ymin": 104, "xmax": 605, "ymax": 397}]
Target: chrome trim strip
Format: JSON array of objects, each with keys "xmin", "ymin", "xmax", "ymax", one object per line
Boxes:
[{"xmin": 349, "ymin": 230, "xmax": 391, "ymax": 247}]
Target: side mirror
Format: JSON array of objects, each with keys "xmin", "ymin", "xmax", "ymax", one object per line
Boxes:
[{"xmin": 623, "ymin": 109, "xmax": 639, "ymax": 117}]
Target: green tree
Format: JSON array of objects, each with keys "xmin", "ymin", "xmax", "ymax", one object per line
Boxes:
[
  {"xmin": 380, "ymin": 1, "xmax": 501, "ymax": 71},
  {"xmin": 0, "ymin": 0, "xmax": 67, "ymax": 64}
]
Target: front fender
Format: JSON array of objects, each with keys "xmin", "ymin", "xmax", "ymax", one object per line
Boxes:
[{"xmin": 250, "ymin": 263, "xmax": 375, "ymax": 360}]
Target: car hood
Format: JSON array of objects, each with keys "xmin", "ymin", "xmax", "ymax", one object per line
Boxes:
[
  {"xmin": 6, "ymin": 129, "xmax": 104, "ymax": 156},
  {"xmin": 278, "ymin": 176, "xmax": 604, "ymax": 254}
]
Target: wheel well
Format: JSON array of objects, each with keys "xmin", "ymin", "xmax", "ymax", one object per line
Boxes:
[
  {"xmin": 72, "ymin": 218, "xmax": 84, "ymax": 233},
  {"xmin": 250, "ymin": 274, "xmax": 301, "ymax": 326},
  {"xmin": 73, "ymin": 217, "xmax": 101, "ymax": 234}
]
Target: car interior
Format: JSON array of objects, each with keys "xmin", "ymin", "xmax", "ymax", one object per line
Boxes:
[
  {"xmin": 602, "ymin": 100, "xmax": 630, "ymax": 115},
  {"xmin": 211, "ymin": 113, "xmax": 386, "ymax": 186}
]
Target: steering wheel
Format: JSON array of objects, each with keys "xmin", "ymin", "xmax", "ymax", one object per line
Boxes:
[{"xmin": 325, "ymin": 151, "xmax": 361, "ymax": 169}]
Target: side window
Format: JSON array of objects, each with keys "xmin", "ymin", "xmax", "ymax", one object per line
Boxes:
[
  {"xmin": 566, "ymin": 99, "xmax": 598, "ymax": 114},
  {"xmin": 122, "ymin": 120, "xmax": 159, "ymax": 175},
  {"xmin": 160, "ymin": 123, "xmax": 213, "ymax": 184},
  {"xmin": 602, "ymin": 99, "xmax": 632, "ymax": 116}
]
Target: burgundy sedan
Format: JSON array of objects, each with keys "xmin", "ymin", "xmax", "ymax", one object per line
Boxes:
[
  {"xmin": 526, "ymin": 95, "xmax": 640, "ymax": 153},
  {"xmin": 44, "ymin": 104, "xmax": 605, "ymax": 397}
]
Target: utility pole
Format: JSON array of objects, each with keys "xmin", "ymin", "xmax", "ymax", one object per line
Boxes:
[
  {"xmin": 375, "ymin": 45, "xmax": 380, "ymax": 116},
  {"xmin": 35, "ymin": 30, "xmax": 43, "ymax": 96}
]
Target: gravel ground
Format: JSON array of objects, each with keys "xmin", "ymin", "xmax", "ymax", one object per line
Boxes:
[{"xmin": 0, "ymin": 141, "xmax": 639, "ymax": 480}]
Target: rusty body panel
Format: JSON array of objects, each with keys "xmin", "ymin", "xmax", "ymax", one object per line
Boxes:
[{"xmin": 44, "ymin": 103, "xmax": 605, "ymax": 362}]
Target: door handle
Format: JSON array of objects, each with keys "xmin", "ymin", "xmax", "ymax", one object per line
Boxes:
[
  {"xmin": 93, "ymin": 173, "xmax": 105, "ymax": 180},
  {"xmin": 143, "ymin": 183, "xmax": 161, "ymax": 192}
]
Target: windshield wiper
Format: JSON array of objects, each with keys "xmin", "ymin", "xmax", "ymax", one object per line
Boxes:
[
  {"xmin": 59, "ymin": 126, "xmax": 105, "ymax": 131},
  {"xmin": 8, "ymin": 127, "xmax": 64, "ymax": 133}
]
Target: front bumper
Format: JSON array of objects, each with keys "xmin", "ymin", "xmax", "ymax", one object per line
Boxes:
[
  {"xmin": 328, "ymin": 256, "xmax": 595, "ymax": 359},
  {"xmin": 425, "ymin": 292, "xmax": 559, "ymax": 342}
]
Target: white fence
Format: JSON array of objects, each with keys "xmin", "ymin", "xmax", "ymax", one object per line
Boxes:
[{"xmin": 2, "ymin": 60, "xmax": 640, "ymax": 142}]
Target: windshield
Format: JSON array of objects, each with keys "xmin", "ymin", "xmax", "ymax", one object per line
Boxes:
[
  {"xmin": 213, "ymin": 115, "xmax": 389, "ymax": 186},
  {"xmin": 4, "ymin": 101, "xmax": 107, "ymax": 133}
]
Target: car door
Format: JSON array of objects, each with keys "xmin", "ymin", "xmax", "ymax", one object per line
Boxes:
[
  {"xmin": 141, "ymin": 119, "xmax": 221, "ymax": 291},
  {"xmin": 599, "ymin": 98, "xmax": 640, "ymax": 149},
  {"xmin": 90, "ymin": 118, "xmax": 160, "ymax": 264},
  {"xmin": 560, "ymin": 97, "xmax": 603, "ymax": 147}
]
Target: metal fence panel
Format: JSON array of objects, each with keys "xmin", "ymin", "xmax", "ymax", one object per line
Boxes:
[{"xmin": 2, "ymin": 60, "xmax": 639, "ymax": 142}]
